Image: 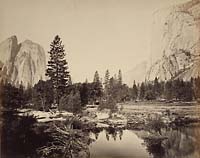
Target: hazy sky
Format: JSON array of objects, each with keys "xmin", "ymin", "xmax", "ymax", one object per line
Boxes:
[{"xmin": 0, "ymin": 0, "xmax": 189, "ymax": 82}]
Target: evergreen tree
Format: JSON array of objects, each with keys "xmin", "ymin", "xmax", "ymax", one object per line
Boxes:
[
  {"xmin": 92, "ymin": 71, "xmax": 103, "ymax": 103},
  {"xmin": 104, "ymin": 69, "xmax": 110, "ymax": 95},
  {"xmin": 93, "ymin": 71, "xmax": 100, "ymax": 83},
  {"xmin": 132, "ymin": 80, "xmax": 138, "ymax": 100},
  {"xmin": 118, "ymin": 69, "xmax": 122, "ymax": 85},
  {"xmin": 153, "ymin": 77, "xmax": 161, "ymax": 98},
  {"xmin": 46, "ymin": 35, "xmax": 70, "ymax": 106},
  {"xmin": 139, "ymin": 82, "xmax": 145, "ymax": 100},
  {"xmin": 80, "ymin": 83, "xmax": 89, "ymax": 106}
]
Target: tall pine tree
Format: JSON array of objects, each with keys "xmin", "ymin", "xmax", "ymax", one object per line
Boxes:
[
  {"xmin": 104, "ymin": 69, "xmax": 110, "ymax": 95},
  {"xmin": 46, "ymin": 35, "xmax": 70, "ymax": 106}
]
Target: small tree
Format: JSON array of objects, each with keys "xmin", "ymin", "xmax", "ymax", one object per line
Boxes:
[{"xmin": 46, "ymin": 35, "xmax": 70, "ymax": 107}]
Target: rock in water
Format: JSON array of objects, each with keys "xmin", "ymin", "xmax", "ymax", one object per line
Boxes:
[
  {"xmin": 0, "ymin": 36, "xmax": 46, "ymax": 88},
  {"xmin": 146, "ymin": 0, "xmax": 200, "ymax": 81}
]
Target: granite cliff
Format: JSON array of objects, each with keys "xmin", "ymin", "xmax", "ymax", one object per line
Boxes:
[{"xmin": 0, "ymin": 36, "xmax": 46, "ymax": 88}]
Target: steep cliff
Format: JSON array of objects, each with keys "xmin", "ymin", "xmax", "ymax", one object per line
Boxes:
[
  {"xmin": 0, "ymin": 36, "xmax": 46, "ymax": 88},
  {"xmin": 146, "ymin": 0, "xmax": 200, "ymax": 81}
]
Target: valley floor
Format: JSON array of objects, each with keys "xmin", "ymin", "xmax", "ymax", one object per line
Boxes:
[{"xmin": 19, "ymin": 101, "xmax": 200, "ymax": 130}]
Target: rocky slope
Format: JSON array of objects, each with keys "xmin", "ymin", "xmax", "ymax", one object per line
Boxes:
[
  {"xmin": 0, "ymin": 36, "xmax": 46, "ymax": 88},
  {"xmin": 146, "ymin": 0, "xmax": 200, "ymax": 81}
]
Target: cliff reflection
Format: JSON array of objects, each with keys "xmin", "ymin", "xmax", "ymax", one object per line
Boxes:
[{"xmin": 143, "ymin": 125, "xmax": 200, "ymax": 158}]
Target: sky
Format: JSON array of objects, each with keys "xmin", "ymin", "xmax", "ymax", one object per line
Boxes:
[{"xmin": 0, "ymin": 0, "xmax": 189, "ymax": 82}]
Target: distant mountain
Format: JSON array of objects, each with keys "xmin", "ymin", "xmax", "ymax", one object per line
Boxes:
[
  {"xmin": 124, "ymin": 61, "xmax": 148, "ymax": 86},
  {"xmin": 0, "ymin": 36, "xmax": 46, "ymax": 88},
  {"xmin": 146, "ymin": 0, "xmax": 200, "ymax": 81}
]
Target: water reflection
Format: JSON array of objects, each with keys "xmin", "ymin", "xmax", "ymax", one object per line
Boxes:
[
  {"xmin": 90, "ymin": 128, "xmax": 150, "ymax": 158},
  {"xmin": 137, "ymin": 126, "xmax": 200, "ymax": 158},
  {"xmin": 160, "ymin": 126, "xmax": 200, "ymax": 158},
  {"xmin": 90, "ymin": 126, "xmax": 200, "ymax": 158}
]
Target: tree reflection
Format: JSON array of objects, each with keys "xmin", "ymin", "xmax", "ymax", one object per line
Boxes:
[
  {"xmin": 92, "ymin": 127, "xmax": 124, "ymax": 141},
  {"xmin": 91, "ymin": 127, "xmax": 124, "ymax": 141},
  {"xmin": 119, "ymin": 130, "xmax": 123, "ymax": 140}
]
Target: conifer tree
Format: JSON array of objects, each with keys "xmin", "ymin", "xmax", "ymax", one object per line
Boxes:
[
  {"xmin": 118, "ymin": 69, "xmax": 122, "ymax": 85},
  {"xmin": 104, "ymin": 69, "xmax": 110, "ymax": 95},
  {"xmin": 153, "ymin": 77, "xmax": 161, "ymax": 98},
  {"xmin": 139, "ymin": 82, "xmax": 145, "ymax": 100},
  {"xmin": 92, "ymin": 71, "xmax": 103, "ymax": 102},
  {"xmin": 93, "ymin": 71, "xmax": 100, "ymax": 83},
  {"xmin": 46, "ymin": 35, "xmax": 70, "ymax": 106},
  {"xmin": 132, "ymin": 80, "xmax": 138, "ymax": 100}
]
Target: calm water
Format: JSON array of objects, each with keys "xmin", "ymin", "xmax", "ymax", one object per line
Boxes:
[
  {"xmin": 89, "ymin": 126, "xmax": 200, "ymax": 158},
  {"xmin": 89, "ymin": 130, "xmax": 150, "ymax": 158}
]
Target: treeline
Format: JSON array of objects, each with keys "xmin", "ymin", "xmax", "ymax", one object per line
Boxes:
[
  {"xmin": 2, "ymin": 74, "xmax": 200, "ymax": 113},
  {"xmin": 132, "ymin": 77, "xmax": 200, "ymax": 102}
]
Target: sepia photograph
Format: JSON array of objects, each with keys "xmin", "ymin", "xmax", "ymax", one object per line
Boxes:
[{"xmin": 0, "ymin": 0, "xmax": 200, "ymax": 157}]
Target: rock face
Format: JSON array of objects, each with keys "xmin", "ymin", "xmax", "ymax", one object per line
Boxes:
[
  {"xmin": 0, "ymin": 36, "xmax": 46, "ymax": 88},
  {"xmin": 146, "ymin": 0, "xmax": 200, "ymax": 81}
]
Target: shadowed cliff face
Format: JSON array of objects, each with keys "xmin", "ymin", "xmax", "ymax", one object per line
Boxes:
[
  {"xmin": 0, "ymin": 36, "xmax": 46, "ymax": 88},
  {"xmin": 147, "ymin": 0, "xmax": 200, "ymax": 81}
]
